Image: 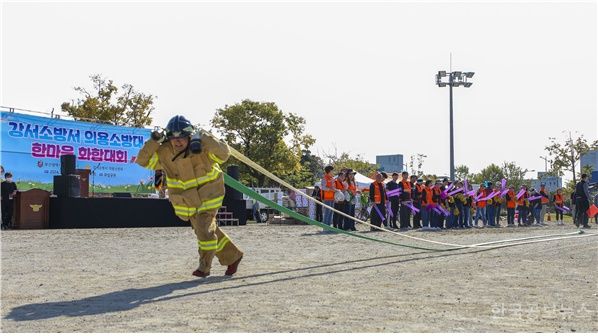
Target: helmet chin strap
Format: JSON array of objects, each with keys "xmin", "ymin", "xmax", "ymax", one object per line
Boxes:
[{"xmin": 171, "ymin": 138, "xmax": 191, "ymax": 161}]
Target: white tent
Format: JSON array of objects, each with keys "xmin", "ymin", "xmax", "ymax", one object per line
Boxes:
[{"xmin": 353, "ymin": 172, "xmax": 374, "ymax": 190}]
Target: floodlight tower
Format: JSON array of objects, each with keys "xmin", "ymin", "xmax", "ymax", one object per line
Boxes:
[{"xmin": 436, "ymin": 70, "xmax": 474, "ymax": 181}]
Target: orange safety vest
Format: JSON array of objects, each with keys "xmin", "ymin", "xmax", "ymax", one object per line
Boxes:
[
  {"xmin": 506, "ymin": 190, "xmax": 516, "ymax": 209},
  {"xmin": 400, "ymin": 180, "xmax": 411, "ymax": 193},
  {"xmin": 422, "ymin": 186, "xmax": 434, "ymax": 205},
  {"xmin": 431, "ymin": 186, "xmax": 441, "ymax": 205},
  {"xmin": 322, "ymin": 175, "xmax": 335, "ymax": 201},
  {"xmin": 372, "ymin": 182, "xmax": 383, "ymax": 204},
  {"xmin": 476, "ymin": 189, "xmax": 487, "ymax": 208},
  {"xmin": 335, "ymin": 178, "xmax": 345, "ymax": 191},
  {"xmin": 554, "ymin": 193, "xmax": 563, "ymax": 206},
  {"xmin": 540, "ymin": 187, "xmax": 549, "ymax": 204},
  {"xmin": 348, "ymin": 183, "xmax": 356, "ymax": 193}
]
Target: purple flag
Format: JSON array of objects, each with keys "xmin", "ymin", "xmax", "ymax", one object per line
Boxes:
[
  {"xmin": 386, "ymin": 189, "xmax": 400, "ymax": 197},
  {"xmin": 516, "ymin": 189, "xmax": 526, "ymax": 200},
  {"xmin": 373, "ymin": 204, "xmax": 385, "ymax": 221},
  {"xmin": 448, "ymin": 187, "xmax": 463, "ymax": 196},
  {"xmin": 527, "ymin": 196, "xmax": 542, "ymax": 201},
  {"xmin": 405, "ymin": 202, "xmax": 420, "ymax": 213},
  {"xmin": 501, "ymin": 178, "xmax": 507, "ymax": 190}
]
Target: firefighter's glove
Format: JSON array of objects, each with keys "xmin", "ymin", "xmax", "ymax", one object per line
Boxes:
[{"xmin": 151, "ymin": 130, "xmax": 166, "ymax": 143}]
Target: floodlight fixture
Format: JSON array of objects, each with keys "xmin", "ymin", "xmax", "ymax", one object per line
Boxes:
[{"xmin": 435, "ymin": 68, "xmax": 474, "ymax": 181}]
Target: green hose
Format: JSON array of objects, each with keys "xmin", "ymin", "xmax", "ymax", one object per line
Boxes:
[{"xmin": 224, "ymin": 173, "xmax": 459, "ymax": 252}]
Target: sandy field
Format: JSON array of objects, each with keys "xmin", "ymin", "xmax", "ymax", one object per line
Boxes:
[{"xmin": 1, "ymin": 221, "xmax": 597, "ymax": 332}]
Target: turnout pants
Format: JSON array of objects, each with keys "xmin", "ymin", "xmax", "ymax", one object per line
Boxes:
[{"xmin": 190, "ymin": 210, "xmax": 244, "ymax": 274}]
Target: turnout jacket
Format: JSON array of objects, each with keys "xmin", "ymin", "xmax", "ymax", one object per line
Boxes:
[{"xmin": 135, "ymin": 133, "xmax": 230, "ymax": 221}]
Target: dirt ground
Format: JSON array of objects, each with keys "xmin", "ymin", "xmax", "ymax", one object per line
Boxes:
[{"xmin": 1, "ymin": 221, "xmax": 597, "ymax": 332}]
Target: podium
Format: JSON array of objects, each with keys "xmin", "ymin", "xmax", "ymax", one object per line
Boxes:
[
  {"xmin": 77, "ymin": 169, "xmax": 91, "ymax": 198},
  {"xmin": 13, "ymin": 189, "xmax": 51, "ymax": 229}
]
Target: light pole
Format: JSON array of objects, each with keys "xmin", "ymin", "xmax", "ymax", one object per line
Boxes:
[
  {"xmin": 539, "ymin": 156, "xmax": 549, "ymax": 172},
  {"xmin": 436, "ymin": 70, "xmax": 474, "ymax": 181}
]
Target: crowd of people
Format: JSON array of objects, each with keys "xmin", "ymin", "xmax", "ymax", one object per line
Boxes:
[{"xmin": 317, "ymin": 165, "xmax": 596, "ymax": 231}]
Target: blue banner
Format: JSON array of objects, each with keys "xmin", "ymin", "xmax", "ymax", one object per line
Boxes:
[{"xmin": 1, "ymin": 111, "xmax": 153, "ymax": 189}]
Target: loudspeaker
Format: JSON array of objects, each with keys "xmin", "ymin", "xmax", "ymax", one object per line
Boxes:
[
  {"xmin": 225, "ymin": 165, "xmax": 243, "ymax": 201},
  {"xmin": 60, "ymin": 155, "xmax": 77, "ymax": 176},
  {"xmin": 53, "ymin": 175, "xmax": 81, "ymax": 197}
]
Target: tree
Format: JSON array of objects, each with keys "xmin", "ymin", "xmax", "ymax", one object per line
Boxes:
[
  {"xmin": 500, "ymin": 161, "xmax": 530, "ymax": 189},
  {"xmin": 61, "ymin": 74, "xmax": 156, "ymax": 127},
  {"xmin": 323, "ymin": 150, "xmax": 379, "ymax": 176},
  {"xmin": 407, "ymin": 153, "xmax": 427, "ymax": 177},
  {"xmin": 472, "ymin": 164, "xmax": 504, "ymax": 185},
  {"xmin": 211, "ymin": 99, "xmax": 315, "ymax": 187},
  {"xmin": 545, "ymin": 133, "xmax": 598, "ymax": 185},
  {"xmin": 455, "ymin": 164, "xmax": 472, "ymax": 181}
]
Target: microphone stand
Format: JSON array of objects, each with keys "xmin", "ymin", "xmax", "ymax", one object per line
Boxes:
[{"xmin": 91, "ymin": 163, "xmax": 101, "ymax": 197}]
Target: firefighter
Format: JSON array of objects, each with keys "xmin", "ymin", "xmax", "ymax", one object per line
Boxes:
[{"xmin": 136, "ymin": 115, "xmax": 243, "ymax": 278}]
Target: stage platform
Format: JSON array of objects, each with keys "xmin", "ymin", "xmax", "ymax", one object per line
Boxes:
[{"xmin": 49, "ymin": 197, "xmax": 189, "ymax": 229}]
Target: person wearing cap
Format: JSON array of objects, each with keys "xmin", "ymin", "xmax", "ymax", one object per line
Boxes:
[
  {"xmin": 539, "ymin": 183, "xmax": 549, "ymax": 224},
  {"xmin": 385, "ymin": 172, "xmax": 400, "ymax": 229},
  {"xmin": 136, "ymin": 115, "xmax": 243, "ymax": 278},
  {"xmin": 474, "ymin": 183, "xmax": 488, "ymax": 228},
  {"xmin": 369, "ymin": 172, "xmax": 387, "ymax": 230}
]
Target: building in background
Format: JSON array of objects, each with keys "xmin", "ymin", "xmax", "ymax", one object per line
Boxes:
[
  {"xmin": 580, "ymin": 150, "xmax": 598, "ymax": 184},
  {"xmin": 531, "ymin": 172, "xmax": 562, "ymax": 192},
  {"xmin": 376, "ymin": 154, "xmax": 404, "ymax": 174}
]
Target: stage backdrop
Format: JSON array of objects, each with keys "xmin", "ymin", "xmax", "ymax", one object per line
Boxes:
[{"xmin": 1, "ymin": 111, "xmax": 154, "ymax": 193}]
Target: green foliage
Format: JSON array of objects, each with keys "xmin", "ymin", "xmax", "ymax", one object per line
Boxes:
[
  {"xmin": 211, "ymin": 99, "xmax": 315, "ymax": 187},
  {"xmin": 324, "ymin": 151, "xmax": 379, "ymax": 176},
  {"xmin": 544, "ymin": 133, "xmax": 598, "ymax": 185},
  {"xmin": 61, "ymin": 74, "xmax": 156, "ymax": 127},
  {"xmin": 455, "ymin": 164, "xmax": 472, "ymax": 181},
  {"xmin": 472, "ymin": 163, "xmax": 504, "ymax": 185},
  {"xmin": 500, "ymin": 161, "xmax": 530, "ymax": 189},
  {"xmin": 470, "ymin": 162, "xmax": 531, "ymax": 188}
]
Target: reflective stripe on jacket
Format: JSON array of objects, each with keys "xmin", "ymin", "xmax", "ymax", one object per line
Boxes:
[{"xmin": 135, "ymin": 133, "xmax": 230, "ymax": 220}]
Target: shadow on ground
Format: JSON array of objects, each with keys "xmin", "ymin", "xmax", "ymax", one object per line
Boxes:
[{"xmin": 4, "ymin": 248, "xmax": 487, "ymax": 322}]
